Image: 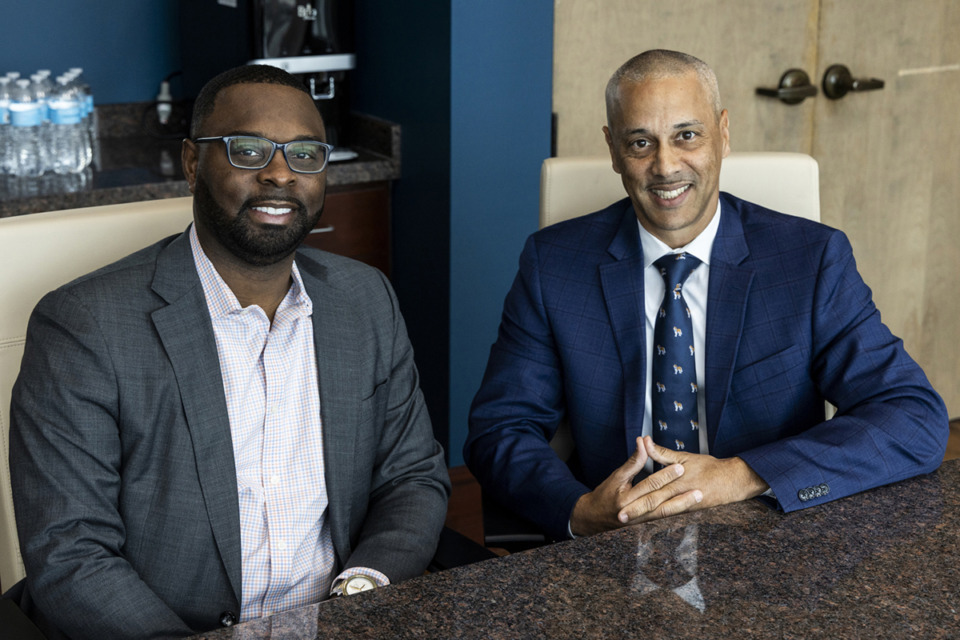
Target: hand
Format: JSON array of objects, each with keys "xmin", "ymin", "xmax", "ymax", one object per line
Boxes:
[
  {"xmin": 617, "ymin": 436, "xmax": 769, "ymax": 517},
  {"xmin": 570, "ymin": 437, "xmax": 704, "ymax": 536}
]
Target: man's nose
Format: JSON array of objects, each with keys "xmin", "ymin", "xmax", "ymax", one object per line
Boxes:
[
  {"xmin": 257, "ymin": 149, "xmax": 297, "ymax": 186},
  {"xmin": 651, "ymin": 143, "xmax": 682, "ymax": 177}
]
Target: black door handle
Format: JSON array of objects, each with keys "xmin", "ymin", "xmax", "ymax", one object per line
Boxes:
[{"xmin": 756, "ymin": 69, "xmax": 818, "ymax": 105}]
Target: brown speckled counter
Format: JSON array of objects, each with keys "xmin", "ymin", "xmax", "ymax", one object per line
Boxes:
[
  {"xmin": 193, "ymin": 460, "xmax": 960, "ymax": 639},
  {"xmin": 0, "ymin": 110, "xmax": 400, "ymax": 218}
]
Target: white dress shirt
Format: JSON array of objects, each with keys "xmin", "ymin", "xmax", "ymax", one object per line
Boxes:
[{"xmin": 189, "ymin": 226, "xmax": 386, "ymax": 620}]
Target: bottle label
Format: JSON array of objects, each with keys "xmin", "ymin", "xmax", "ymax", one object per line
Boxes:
[
  {"xmin": 9, "ymin": 103, "xmax": 42, "ymax": 127},
  {"xmin": 50, "ymin": 105, "xmax": 82, "ymax": 125}
]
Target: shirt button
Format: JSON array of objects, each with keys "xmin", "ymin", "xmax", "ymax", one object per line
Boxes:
[
  {"xmin": 277, "ymin": 540, "xmax": 287, "ymax": 551},
  {"xmin": 270, "ymin": 475, "xmax": 281, "ymax": 486}
]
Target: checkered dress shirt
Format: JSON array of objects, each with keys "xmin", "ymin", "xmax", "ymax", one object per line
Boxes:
[{"xmin": 189, "ymin": 227, "xmax": 385, "ymax": 620}]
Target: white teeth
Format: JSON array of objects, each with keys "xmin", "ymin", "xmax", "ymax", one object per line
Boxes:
[
  {"xmin": 254, "ymin": 206, "xmax": 293, "ymax": 216},
  {"xmin": 652, "ymin": 185, "xmax": 690, "ymax": 200}
]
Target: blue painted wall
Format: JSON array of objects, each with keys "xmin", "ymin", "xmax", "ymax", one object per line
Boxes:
[
  {"xmin": 351, "ymin": 1, "xmax": 453, "ymax": 458},
  {"xmin": 2, "ymin": 0, "xmax": 554, "ymax": 468},
  {"xmin": 448, "ymin": 3, "xmax": 553, "ymax": 465},
  {"xmin": 352, "ymin": 1, "xmax": 553, "ymax": 467},
  {"xmin": 1, "ymin": 1, "xmax": 180, "ymax": 104}
]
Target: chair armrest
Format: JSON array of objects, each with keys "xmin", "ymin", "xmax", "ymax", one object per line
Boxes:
[
  {"xmin": 427, "ymin": 527, "xmax": 498, "ymax": 572},
  {"xmin": 481, "ymin": 491, "xmax": 552, "ymax": 553},
  {"xmin": 0, "ymin": 597, "xmax": 46, "ymax": 640}
]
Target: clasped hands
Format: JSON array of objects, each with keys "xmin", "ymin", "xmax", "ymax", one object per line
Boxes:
[{"xmin": 570, "ymin": 436, "xmax": 768, "ymax": 536}]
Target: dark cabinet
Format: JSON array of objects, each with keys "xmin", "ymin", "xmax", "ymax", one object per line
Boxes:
[{"xmin": 302, "ymin": 181, "xmax": 391, "ymax": 277}]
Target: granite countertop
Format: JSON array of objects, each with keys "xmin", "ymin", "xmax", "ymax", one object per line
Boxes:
[
  {"xmin": 193, "ymin": 459, "xmax": 960, "ymax": 639},
  {"xmin": 0, "ymin": 108, "xmax": 400, "ymax": 218}
]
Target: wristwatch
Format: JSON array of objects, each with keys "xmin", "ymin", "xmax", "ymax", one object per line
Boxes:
[{"xmin": 332, "ymin": 574, "xmax": 379, "ymax": 597}]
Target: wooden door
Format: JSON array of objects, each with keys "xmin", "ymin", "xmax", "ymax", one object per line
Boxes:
[
  {"xmin": 813, "ymin": 0, "xmax": 960, "ymax": 415},
  {"xmin": 553, "ymin": 0, "xmax": 960, "ymax": 415}
]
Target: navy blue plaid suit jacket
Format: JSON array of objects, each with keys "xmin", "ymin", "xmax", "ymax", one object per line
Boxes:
[{"xmin": 465, "ymin": 192, "xmax": 948, "ymax": 541}]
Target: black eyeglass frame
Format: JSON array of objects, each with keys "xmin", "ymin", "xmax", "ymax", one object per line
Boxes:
[{"xmin": 193, "ymin": 135, "xmax": 335, "ymax": 174}]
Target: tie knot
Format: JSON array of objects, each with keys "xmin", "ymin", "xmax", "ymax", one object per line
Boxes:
[{"xmin": 655, "ymin": 252, "xmax": 702, "ymax": 287}]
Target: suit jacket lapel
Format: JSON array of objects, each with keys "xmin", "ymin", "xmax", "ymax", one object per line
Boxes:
[
  {"xmin": 705, "ymin": 195, "xmax": 754, "ymax": 451},
  {"xmin": 298, "ymin": 256, "xmax": 358, "ymax": 567},
  {"xmin": 599, "ymin": 205, "xmax": 647, "ymax": 452},
  {"xmin": 149, "ymin": 231, "xmax": 243, "ymax": 600}
]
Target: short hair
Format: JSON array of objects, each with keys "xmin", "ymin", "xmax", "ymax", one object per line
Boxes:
[
  {"xmin": 190, "ymin": 64, "xmax": 314, "ymax": 138},
  {"xmin": 605, "ymin": 50, "xmax": 722, "ymax": 125}
]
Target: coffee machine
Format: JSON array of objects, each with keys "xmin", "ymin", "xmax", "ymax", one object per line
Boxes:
[{"xmin": 180, "ymin": 0, "xmax": 356, "ymax": 157}]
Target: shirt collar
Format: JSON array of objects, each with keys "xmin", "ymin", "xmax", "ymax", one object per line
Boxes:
[
  {"xmin": 189, "ymin": 223, "xmax": 313, "ymax": 320},
  {"xmin": 639, "ymin": 197, "xmax": 722, "ymax": 269}
]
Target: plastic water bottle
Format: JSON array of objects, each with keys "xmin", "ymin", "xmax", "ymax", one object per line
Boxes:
[
  {"xmin": 0, "ymin": 77, "xmax": 11, "ymax": 175},
  {"xmin": 7, "ymin": 79, "xmax": 44, "ymax": 177},
  {"xmin": 47, "ymin": 76, "xmax": 90, "ymax": 174},
  {"xmin": 31, "ymin": 72, "xmax": 54, "ymax": 173},
  {"xmin": 67, "ymin": 68, "xmax": 98, "ymax": 169}
]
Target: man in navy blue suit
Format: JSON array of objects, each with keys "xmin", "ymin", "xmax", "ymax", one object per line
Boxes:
[{"xmin": 465, "ymin": 50, "xmax": 948, "ymax": 540}]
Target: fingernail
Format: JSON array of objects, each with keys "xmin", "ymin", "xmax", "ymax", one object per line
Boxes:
[
  {"xmin": 693, "ymin": 490, "xmax": 703, "ymax": 503},
  {"xmin": 674, "ymin": 464, "xmax": 684, "ymax": 476},
  {"xmin": 619, "ymin": 513, "xmax": 629, "ymax": 523}
]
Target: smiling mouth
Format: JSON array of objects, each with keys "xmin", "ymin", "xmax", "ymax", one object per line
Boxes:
[
  {"xmin": 250, "ymin": 205, "xmax": 294, "ymax": 216},
  {"xmin": 650, "ymin": 185, "xmax": 691, "ymax": 200}
]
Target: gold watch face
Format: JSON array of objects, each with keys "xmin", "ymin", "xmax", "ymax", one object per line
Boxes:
[{"xmin": 343, "ymin": 575, "xmax": 377, "ymax": 595}]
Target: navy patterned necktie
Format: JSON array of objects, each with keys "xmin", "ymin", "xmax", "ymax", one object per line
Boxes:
[{"xmin": 651, "ymin": 252, "xmax": 701, "ymax": 454}]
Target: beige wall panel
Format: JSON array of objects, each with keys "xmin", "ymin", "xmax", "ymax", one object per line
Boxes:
[
  {"xmin": 553, "ymin": 0, "xmax": 819, "ymax": 157},
  {"xmin": 813, "ymin": 0, "xmax": 960, "ymax": 415}
]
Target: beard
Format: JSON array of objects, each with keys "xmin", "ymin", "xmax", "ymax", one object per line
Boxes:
[{"xmin": 192, "ymin": 173, "xmax": 323, "ymax": 267}]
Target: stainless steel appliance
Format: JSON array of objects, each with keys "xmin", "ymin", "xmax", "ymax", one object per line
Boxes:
[{"xmin": 180, "ymin": 0, "xmax": 356, "ymax": 156}]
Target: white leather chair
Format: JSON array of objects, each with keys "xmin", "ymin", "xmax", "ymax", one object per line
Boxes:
[
  {"xmin": 484, "ymin": 151, "xmax": 825, "ymax": 552},
  {"xmin": 539, "ymin": 151, "xmax": 820, "ymax": 228},
  {"xmin": 0, "ymin": 197, "xmax": 194, "ymax": 592},
  {"xmin": 537, "ymin": 150, "xmax": 825, "ymax": 448}
]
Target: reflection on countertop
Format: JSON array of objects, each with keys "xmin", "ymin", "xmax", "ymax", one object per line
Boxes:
[
  {"xmin": 193, "ymin": 459, "xmax": 960, "ymax": 639},
  {"xmin": 0, "ymin": 105, "xmax": 400, "ymax": 218}
]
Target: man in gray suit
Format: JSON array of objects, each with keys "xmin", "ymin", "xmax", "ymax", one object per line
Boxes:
[{"xmin": 7, "ymin": 65, "xmax": 449, "ymax": 639}]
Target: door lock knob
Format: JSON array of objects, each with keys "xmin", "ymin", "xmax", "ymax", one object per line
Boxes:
[{"xmin": 822, "ymin": 64, "xmax": 885, "ymax": 99}]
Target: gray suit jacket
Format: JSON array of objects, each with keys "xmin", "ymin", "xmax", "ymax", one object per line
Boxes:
[{"xmin": 8, "ymin": 230, "xmax": 450, "ymax": 639}]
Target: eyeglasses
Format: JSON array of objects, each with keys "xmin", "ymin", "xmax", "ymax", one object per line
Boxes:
[{"xmin": 193, "ymin": 135, "xmax": 334, "ymax": 174}]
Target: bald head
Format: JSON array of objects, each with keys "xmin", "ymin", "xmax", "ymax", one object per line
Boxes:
[{"xmin": 605, "ymin": 50, "xmax": 722, "ymax": 126}]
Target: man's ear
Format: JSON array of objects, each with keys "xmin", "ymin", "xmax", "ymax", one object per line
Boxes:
[
  {"xmin": 719, "ymin": 109, "xmax": 731, "ymax": 159},
  {"xmin": 603, "ymin": 125, "xmax": 622, "ymax": 175},
  {"xmin": 181, "ymin": 138, "xmax": 198, "ymax": 194}
]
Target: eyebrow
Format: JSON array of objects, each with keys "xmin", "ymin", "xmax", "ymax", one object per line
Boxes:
[
  {"xmin": 226, "ymin": 130, "xmax": 325, "ymax": 143},
  {"xmin": 624, "ymin": 120, "xmax": 706, "ymax": 136}
]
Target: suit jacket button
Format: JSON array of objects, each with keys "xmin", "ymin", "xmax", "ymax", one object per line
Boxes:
[
  {"xmin": 798, "ymin": 489, "xmax": 809, "ymax": 501},
  {"xmin": 220, "ymin": 611, "xmax": 238, "ymax": 627}
]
